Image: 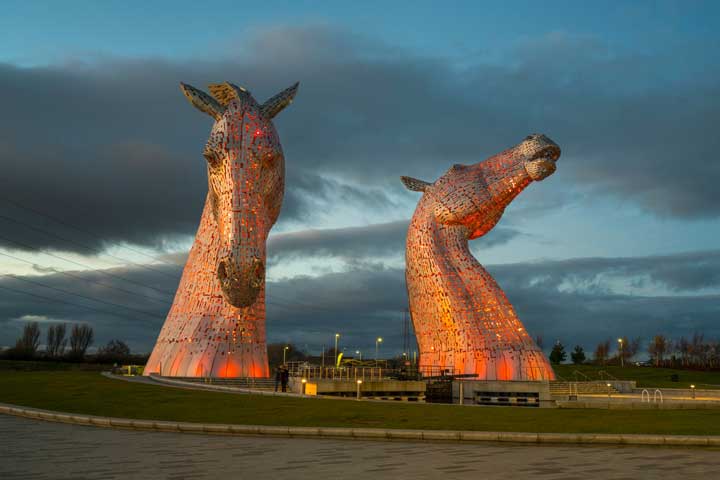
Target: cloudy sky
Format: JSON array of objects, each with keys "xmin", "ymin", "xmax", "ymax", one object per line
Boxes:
[{"xmin": 1, "ymin": 0, "xmax": 719, "ymax": 357}]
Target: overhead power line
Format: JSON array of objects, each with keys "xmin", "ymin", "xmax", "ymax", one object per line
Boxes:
[
  {"xmin": 0, "ymin": 284, "xmax": 160, "ymax": 323},
  {"xmin": 3, "ymin": 274, "xmax": 164, "ymax": 319},
  {"xmin": 0, "ymin": 251, "xmax": 172, "ymax": 305},
  {"xmin": 0, "ymin": 214, "xmax": 179, "ymax": 278},
  {"xmin": 0, "ymin": 234, "xmax": 175, "ymax": 297},
  {"xmin": 0, "ymin": 196, "xmax": 181, "ymax": 268},
  {"xmin": 0, "ymin": 197, "xmax": 345, "ymax": 314}
]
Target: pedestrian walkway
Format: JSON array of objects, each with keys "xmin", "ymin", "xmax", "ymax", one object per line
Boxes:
[{"xmin": 2, "ymin": 415, "xmax": 719, "ymax": 479}]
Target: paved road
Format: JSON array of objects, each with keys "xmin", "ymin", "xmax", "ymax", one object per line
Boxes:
[{"xmin": 2, "ymin": 415, "xmax": 719, "ymax": 479}]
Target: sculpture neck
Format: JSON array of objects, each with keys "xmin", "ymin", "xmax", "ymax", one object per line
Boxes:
[{"xmin": 173, "ymin": 195, "xmax": 266, "ymax": 314}]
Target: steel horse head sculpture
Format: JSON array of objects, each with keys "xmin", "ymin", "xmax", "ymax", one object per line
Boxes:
[
  {"xmin": 402, "ymin": 134, "xmax": 560, "ymax": 381},
  {"xmin": 145, "ymin": 81, "xmax": 298, "ymax": 377}
]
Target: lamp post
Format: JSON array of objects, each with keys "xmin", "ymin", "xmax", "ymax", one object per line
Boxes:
[
  {"xmin": 301, "ymin": 378, "xmax": 307, "ymax": 395},
  {"xmin": 618, "ymin": 338, "xmax": 624, "ymax": 368},
  {"xmin": 375, "ymin": 337, "xmax": 383, "ymax": 365},
  {"xmin": 334, "ymin": 333, "xmax": 340, "ymax": 368},
  {"xmin": 356, "ymin": 379, "xmax": 363, "ymax": 400},
  {"xmin": 283, "ymin": 345, "xmax": 289, "ymax": 364},
  {"xmin": 691, "ymin": 384, "xmax": 696, "ymax": 400},
  {"xmin": 355, "ymin": 350, "xmax": 362, "ymax": 361}
]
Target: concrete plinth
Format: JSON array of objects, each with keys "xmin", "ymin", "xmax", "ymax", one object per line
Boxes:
[
  {"xmin": 454, "ymin": 380, "xmax": 553, "ymax": 408},
  {"xmin": 294, "ymin": 379, "xmax": 426, "ymax": 401}
]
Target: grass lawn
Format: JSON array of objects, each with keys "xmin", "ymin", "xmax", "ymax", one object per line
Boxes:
[
  {"xmin": 553, "ymin": 364, "xmax": 720, "ymax": 389},
  {"xmin": 2, "ymin": 370, "xmax": 720, "ymax": 436}
]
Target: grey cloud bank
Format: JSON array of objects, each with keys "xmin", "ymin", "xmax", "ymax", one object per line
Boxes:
[
  {"xmin": 2, "ymin": 247, "xmax": 719, "ymax": 354},
  {"xmin": 0, "ymin": 26, "xmax": 718, "ymax": 254}
]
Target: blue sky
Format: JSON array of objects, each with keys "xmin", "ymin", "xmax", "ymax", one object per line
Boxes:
[
  {"xmin": 0, "ymin": 1, "xmax": 719, "ymax": 356},
  {"xmin": 2, "ymin": 1, "xmax": 716, "ymax": 65}
]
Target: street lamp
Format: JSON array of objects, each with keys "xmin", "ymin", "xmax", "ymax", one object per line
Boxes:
[
  {"xmin": 283, "ymin": 345, "xmax": 289, "ymax": 364},
  {"xmin": 301, "ymin": 378, "xmax": 307, "ymax": 395},
  {"xmin": 691, "ymin": 384, "xmax": 696, "ymax": 400},
  {"xmin": 356, "ymin": 379, "xmax": 363, "ymax": 400},
  {"xmin": 355, "ymin": 350, "xmax": 362, "ymax": 361},
  {"xmin": 617, "ymin": 338, "xmax": 624, "ymax": 368},
  {"xmin": 375, "ymin": 337, "xmax": 383, "ymax": 364},
  {"xmin": 334, "ymin": 333, "xmax": 340, "ymax": 367}
]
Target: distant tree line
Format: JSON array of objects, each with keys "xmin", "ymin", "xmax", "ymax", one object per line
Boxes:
[
  {"xmin": 547, "ymin": 333, "xmax": 720, "ymax": 370},
  {"xmin": 0, "ymin": 321, "xmax": 146, "ymax": 364}
]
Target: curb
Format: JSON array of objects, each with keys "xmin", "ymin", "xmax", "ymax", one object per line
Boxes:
[
  {"xmin": 1, "ymin": 402, "xmax": 719, "ymax": 447},
  {"xmin": 142, "ymin": 373, "xmax": 305, "ymax": 398}
]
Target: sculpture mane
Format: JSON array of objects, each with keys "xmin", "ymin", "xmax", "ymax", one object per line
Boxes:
[
  {"xmin": 403, "ymin": 134, "xmax": 560, "ymax": 381},
  {"xmin": 144, "ymin": 81, "xmax": 298, "ymax": 378}
]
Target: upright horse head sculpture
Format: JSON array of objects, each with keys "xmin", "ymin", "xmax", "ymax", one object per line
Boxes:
[
  {"xmin": 144, "ymin": 81, "xmax": 298, "ymax": 378},
  {"xmin": 402, "ymin": 134, "xmax": 560, "ymax": 381}
]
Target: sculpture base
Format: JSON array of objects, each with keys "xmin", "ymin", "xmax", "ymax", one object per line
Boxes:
[
  {"xmin": 144, "ymin": 343, "xmax": 268, "ymax": 378},
  {"xmin": 419, "ymin": 348, "xmax": 555, "ymax": 381},
  {"xmin": 454, "ymin": 380, "xmax": 554, "ymax": 407}
]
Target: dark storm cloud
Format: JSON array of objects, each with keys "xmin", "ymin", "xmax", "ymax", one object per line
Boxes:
[
  {"xmin": 0, "ymin": 26, "xmax": 719, "ymax": 255},
  {"xmin": 3, "ymin": 249, "xmax": 720, "ymax": 354},
  {"xmin": 268, "ymin": 220, "xmax": 520, "ymax": 261}
]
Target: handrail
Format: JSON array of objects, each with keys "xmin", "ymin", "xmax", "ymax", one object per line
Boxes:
[
  {"xmin": 572, "ymin": 370, "xmax": 592, "ymax": 382},
  {"xmin": 654, "ymin": 389, "xmax": 663, "ymax": 404},
  {"xmin": 598, "ymin": 370, "xmax": 619, "ymax": 381}
]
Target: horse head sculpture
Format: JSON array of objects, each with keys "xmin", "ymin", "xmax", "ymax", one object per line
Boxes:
[
  {"xmin": 144, "ymin": 81, "xmax": 298, "ymax": 378},
  {"xmin": 402, "ymin": 134, "xmax": 560, "ymax": 381},
  {"xmin": 180, "ymin": 81, "xmax": 298, "ymax": 307},
  {"xmin": 401, "ymin": 134, "xmax": 560, "ymax": 239}
]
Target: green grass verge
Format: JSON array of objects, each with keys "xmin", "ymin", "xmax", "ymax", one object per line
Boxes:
[
  {"xmin": 2, "ymin": 370, "xmax": 720, "ymax": 435},
  {"xmin": 553, "ymin": 364, "xmax": 720, "ymax": 389}
]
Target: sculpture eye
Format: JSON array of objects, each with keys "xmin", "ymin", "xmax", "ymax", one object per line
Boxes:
[{"xmin": 203, "ymin": 147, "xmax": 222, "ymax": 167}]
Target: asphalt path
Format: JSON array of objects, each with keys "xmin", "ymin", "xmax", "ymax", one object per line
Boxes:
[{"xmin": 2, "ymin": 415, "xmax": 719, "ymax": 479}]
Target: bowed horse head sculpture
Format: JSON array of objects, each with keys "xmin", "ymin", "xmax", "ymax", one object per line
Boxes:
[
  {"xmin": 181, "ymin": 81, "xmax": 298, "ymax": 307},
  {"xmin": 402, "ymin": 134, "xmax": 560, "ymax": 381},
  {"xmin": 144, "ymin": 81, "xmax": 297, "ymax": 378}
]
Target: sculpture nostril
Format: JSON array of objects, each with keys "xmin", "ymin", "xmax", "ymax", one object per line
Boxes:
[{"xmin": 217, "ymin": 260, "xmax": 228, "ymax": 281}]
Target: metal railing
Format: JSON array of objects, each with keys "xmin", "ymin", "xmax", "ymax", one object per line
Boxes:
[
  {"xmin": 289, "ymin": 365, "xmax": 388, "ymax": 381},
  {"xmin": 285, "ymin": 362, "xmax": 456, "ymax": 382},
  {"xmin": 572, "ymin": 370, "xmax": 592, "ymax": 382},
  {"xmin": 598, "ymin": 370, "xmax": 620, "ymax": 381}
]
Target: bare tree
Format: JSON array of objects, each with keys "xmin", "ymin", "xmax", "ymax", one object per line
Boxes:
[
  {"xmin": 594, "ymin": 339, "xmax": 611, "ymax": 365},
  {"xmin": 14, "ymin": 322, "xmax": 41, "ymax": 358},
  {"xmin": 618, "ymin": 336, "xmax": 641, "ymax": 363},
  {"xmin": 690, "ymin": 332, "xmax": 707, "ymax": 368},
  {"xmin": 648, "ymin": 335, "xmax": 668, "ymax": 367},
  {"xmin": 68, "ymin": 324, "xmax": 94, "ymax": 360},
  {"xmin": 96, "ymin": 339, "xmax": 130, "ymax": 363},
  {"xmin": 676, "ymin": 336, "xmax": 690, "ymax": 367},
  {"xmin": 46, "ymin": 324, "xmax": 67, "ymax": 358}
]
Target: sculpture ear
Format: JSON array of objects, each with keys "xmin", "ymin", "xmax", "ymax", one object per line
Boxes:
[
  {"xmin": 400, "ymin": 176, "xmax": 432, "ymax": 192},
  {"xmin": 260, "ymin": 82, "xmax": 299, "ymax": 118},
  {"xmin": 180, "ymin": 82, "xmax": 223, "ymax": 120}
]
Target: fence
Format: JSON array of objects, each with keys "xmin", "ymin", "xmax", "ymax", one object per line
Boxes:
[{"xmin": 286, "ymin": 362, "xmax": 459, "ymax": 381}]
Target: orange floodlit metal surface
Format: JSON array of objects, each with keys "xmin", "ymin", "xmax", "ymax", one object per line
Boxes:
[
  {"xmin": 402, "ymin": 134, "xmax": 560, "ymax": 381},
  {"xmin": 144, "ymin": 81, "xmax": 298, "ymax": 377}
]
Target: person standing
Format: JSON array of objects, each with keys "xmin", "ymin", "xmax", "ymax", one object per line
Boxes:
[
  {"xmin": 281, "ymin": 366, "xmax": 289, "ymax": 392},
  {"xmin": 274, "ymin": 365, "xmax": 282, "ymax": 392}
]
